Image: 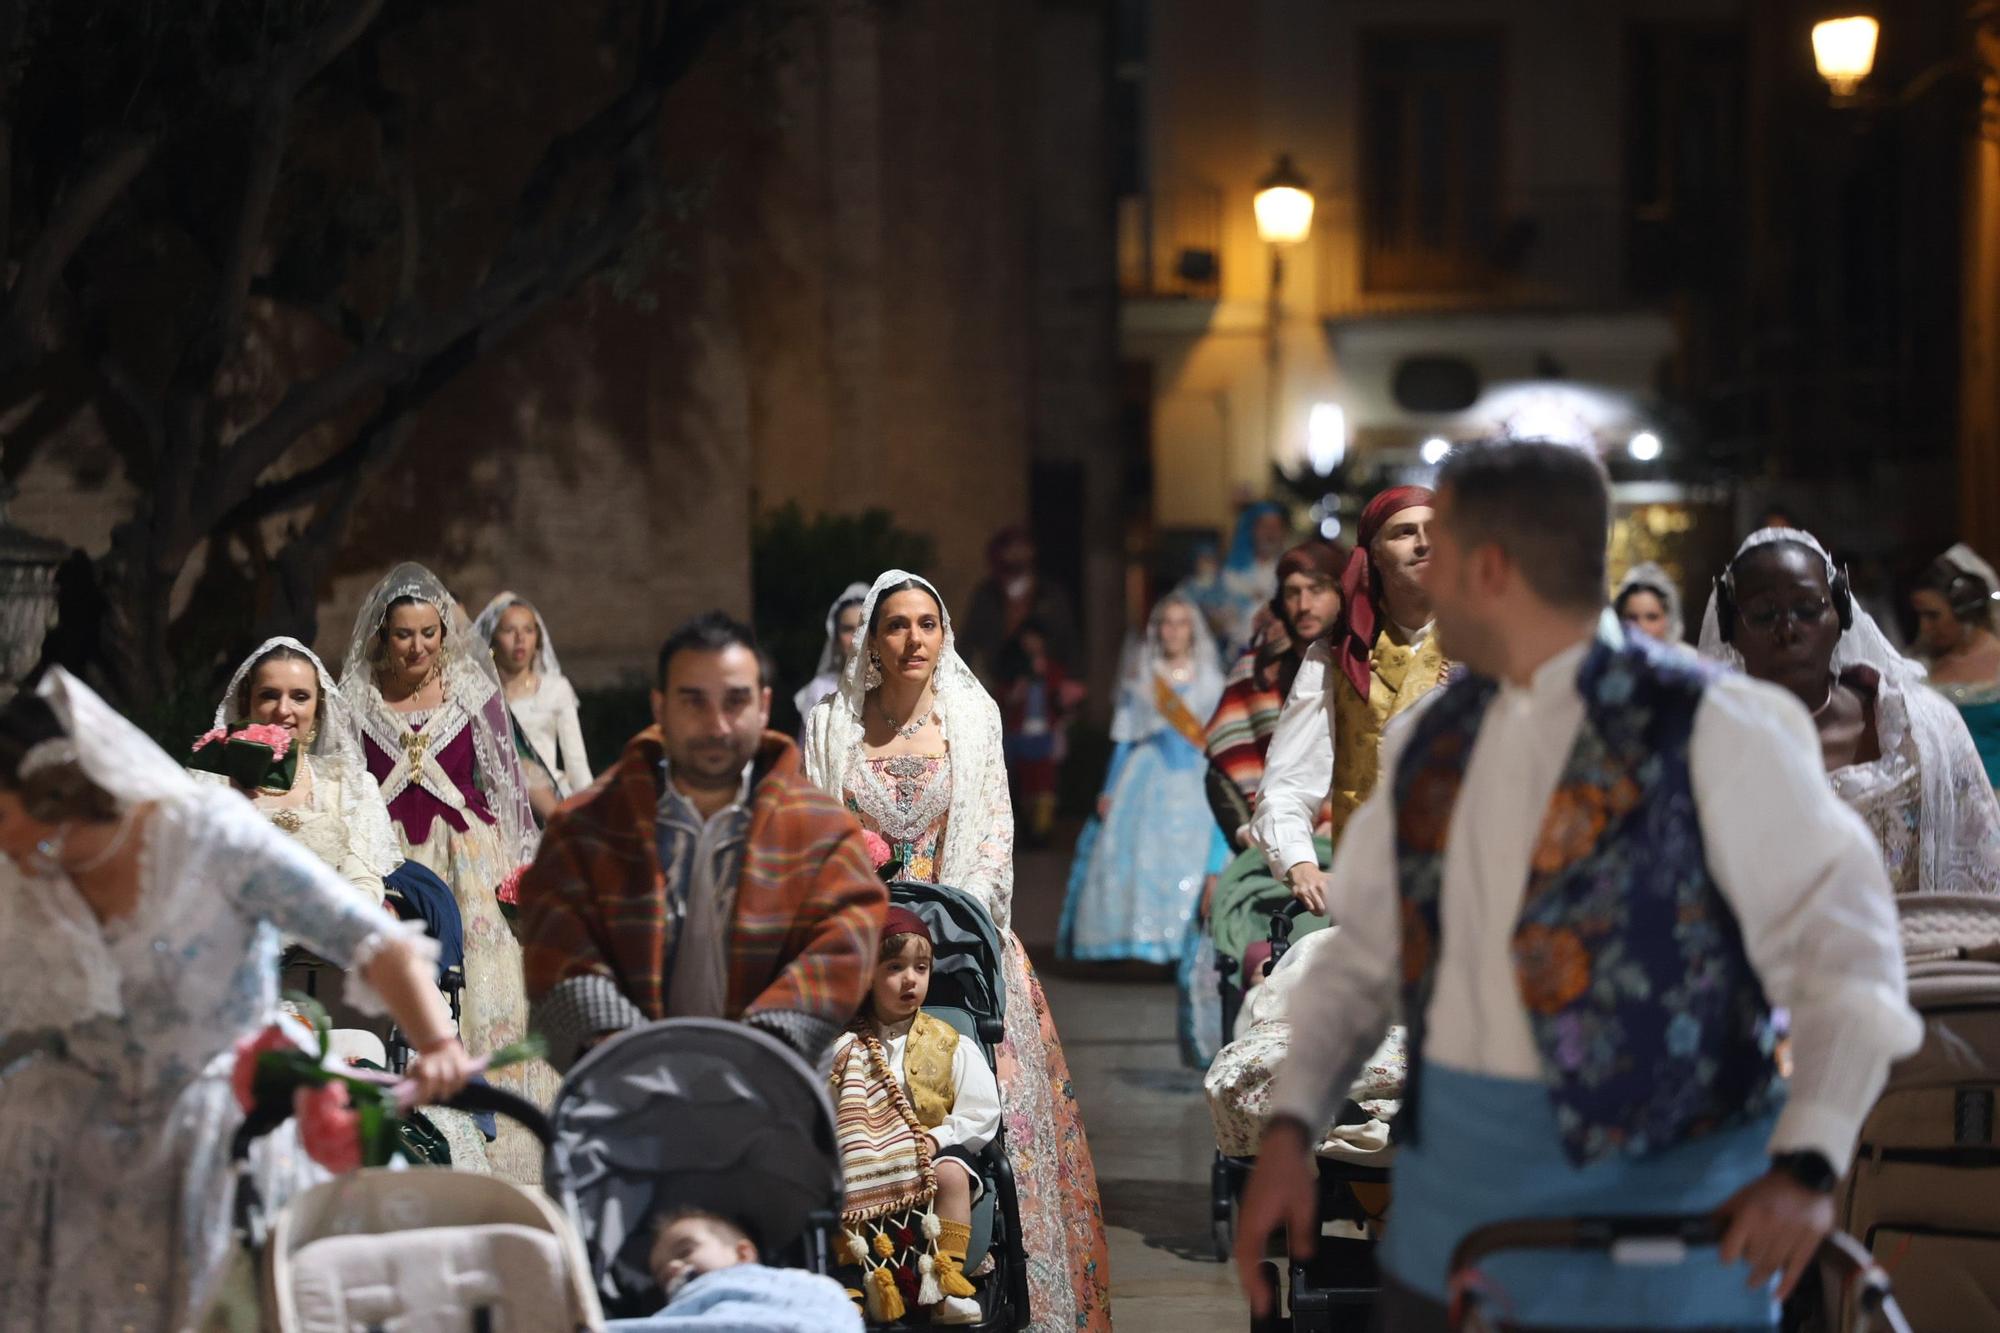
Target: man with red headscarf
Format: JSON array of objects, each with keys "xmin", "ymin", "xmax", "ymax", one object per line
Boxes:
[{"xmin": 1248, "ymin": 485, "xmax": 1447, "ymax": 912}]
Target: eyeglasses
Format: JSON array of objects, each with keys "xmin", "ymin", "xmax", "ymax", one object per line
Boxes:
[{"xmin": 1740, "ymin": 598, "xmax": 1832, "ymax": 634}]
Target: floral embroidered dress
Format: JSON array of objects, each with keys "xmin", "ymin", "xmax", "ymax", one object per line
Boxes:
[
  {"xmin": 0, "ymin": 784, "xmax": 427, "ymax": 1331},
  {"xmin": 807, "ymin": 570, "xmax": 1109, "ymax": 1333}
]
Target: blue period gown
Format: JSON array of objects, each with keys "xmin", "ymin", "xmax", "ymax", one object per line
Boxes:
[{"xmin": 1060, "ymin": 669, "xmax": 1224, "ymax": 963}]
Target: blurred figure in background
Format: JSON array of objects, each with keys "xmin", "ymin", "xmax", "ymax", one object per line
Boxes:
[
  {"xmin": 475, "ymin": 592, "xmax": 592, "ymax": 822},
  {"xmin": 997, "ymin": 619, "xmax": 1085, "ymax": 846},
  {"xmin": 1912, "ymin": 544, "xmax": 2000, "ymax": 793},
  {"xmin": 958, "ymin": 526, "xmax": 1079, "ymax": 690},
  {"xmin": 793, "ymin": 583, "xmax": 871, "ymax": 730},
  {"xmin": 1613, "ymin": 562, "xmax": 1695, "ymax": 654}
]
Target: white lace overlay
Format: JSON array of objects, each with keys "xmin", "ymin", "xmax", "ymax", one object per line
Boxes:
[
  {"xmin": 1699, "ymin": 528, "xmax": 2000, "ymax": 896},
  {"xmin": 338, "ymin": 563, "xmax": 538, "ymax": 868},
  {"xmin": 804, "ymin": 570, "xmax": 1015, "ymax": 929},
  {"xmin": 0, "ymin": 781, "xmax": 410, "ymax": 1329},
  {"xmin": 846, "ymin": 750, "xmax": 954, "ymax": 846}
]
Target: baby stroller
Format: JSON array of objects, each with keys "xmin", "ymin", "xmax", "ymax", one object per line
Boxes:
[
  {"xmin": 547, "ymin": 1017, "xmax": 845, "ymax": 1317},
  {"xmin": 1208, "ymin": 846, "xmax": 1330, "ymax": 1043},
  {"xmin": 235, "ymin": 1083, "xmax": 603, "ymax": 1331},
  {"xmin": 877, "ymin": 879, "xmax": 1034, "ymax": 1331}
]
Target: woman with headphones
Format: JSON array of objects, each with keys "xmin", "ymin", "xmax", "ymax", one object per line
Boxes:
[
  {"xmin": 1912, "ymin": 544, "xmax": 2000, "ymax": 793},
  {"xmin": 1699, "ymin": 527, "xmax": 2000, "ymax": 897}
]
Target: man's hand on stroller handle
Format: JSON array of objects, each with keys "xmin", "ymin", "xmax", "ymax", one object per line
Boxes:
[
  {"xmin": 1285, "ymin": 862, "xmax": 1328, "ymax": 915},
  {"xmin": 1715, "ymin": 1170, "xmax": 1834, "ymax": 1301},
  {"xmin": 1234, "ymin": 1116, "xmax": 1318, "ymax": 1316}
]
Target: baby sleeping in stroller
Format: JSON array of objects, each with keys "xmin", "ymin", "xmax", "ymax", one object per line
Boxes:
[
  {"xmin": 830, "ymin": 906, "xmax": 1002, "ymax": 1326},
  {"xmin": 607, "ymin": 1208, "xmax": 862, "ymax": 1332}
]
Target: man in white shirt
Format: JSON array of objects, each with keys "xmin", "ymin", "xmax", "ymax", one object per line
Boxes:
[
  {"xmin": 1235, "ymin": 441, "xmax": 1919, "ymax": 1329},
  {"xmin": 1249, "ymin": 487, "xmax": 1447, "ymax": 914}
]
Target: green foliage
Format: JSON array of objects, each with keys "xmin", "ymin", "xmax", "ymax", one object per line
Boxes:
[{"xmin": 752, "ymin": 503, "xmax": 937, "ymax": 733}]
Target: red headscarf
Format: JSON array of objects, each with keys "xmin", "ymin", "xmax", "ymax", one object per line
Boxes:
[
  {"xmin": 882, "ymin": 906, "xmax": 932, "ymax": 945},
  {"xmin": 1336, "ymin": 485, "xmax": 1434, "ymax": 701}
]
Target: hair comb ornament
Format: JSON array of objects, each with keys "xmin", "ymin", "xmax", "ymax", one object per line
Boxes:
[{"xmin": 18, "ymin": 737, "xmax": 79, "ymax": 780}]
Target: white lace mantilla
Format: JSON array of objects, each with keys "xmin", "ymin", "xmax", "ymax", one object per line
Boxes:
[{"xmin": 804, "ymin": 570, "xmax": 1016, "ymax": 929}]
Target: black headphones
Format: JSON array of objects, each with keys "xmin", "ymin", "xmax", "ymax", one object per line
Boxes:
[{"xmin": 1713, "ymin": 550, "xmax": 1854, "ymax": 644}]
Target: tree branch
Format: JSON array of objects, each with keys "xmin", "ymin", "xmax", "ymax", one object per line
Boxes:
[
  {"xmin": 190, "ymin": 0, "xmax": 734, "ymax": 537},
  {"xmin": 0, "ymin": 132, "xmax": 159, "ymax": 372}
]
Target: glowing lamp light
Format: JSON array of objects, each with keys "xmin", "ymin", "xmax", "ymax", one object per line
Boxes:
[
  {"xmin": 1307, "ymin": 402, "xmax": 1347, "ymax": 475},
  {"xmin": 1812, "ymin": 16, "xmax": 1879, "ymax": 100},
  {"xmin": 1320, "ymin": 517, "xmax": 1342, "ymax": 541},
  {"xmin": 1419, "ymin": 437, "xmax": 1451, "ymax": 466},
  {"xmin": 1628, "ymin": 431, "xmax": 1663, "ymax": 462},
  {"xmin": 1254, "ymin": 155, "xmax": 1315, "ymax": 246}
]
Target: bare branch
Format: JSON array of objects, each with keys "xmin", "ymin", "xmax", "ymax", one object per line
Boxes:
[{"xmin": 0, "ymin": 132, "xmax": 159, "ymax": 370}]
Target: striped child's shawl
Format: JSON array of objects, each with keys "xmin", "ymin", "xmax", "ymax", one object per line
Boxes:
[{"xmin": 830, "ymin": 1025, "xmax": 937, "ymax": 1225}]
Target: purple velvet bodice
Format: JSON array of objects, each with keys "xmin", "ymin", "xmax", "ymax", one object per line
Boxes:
[{"xmin": 364, "ymin": 711, "xmax": 495, "ymax": 839}]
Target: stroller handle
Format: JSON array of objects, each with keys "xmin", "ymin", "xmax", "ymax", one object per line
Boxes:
[
  {"xmin": 1448, "ymin": 1215, "xmax": 1909, "ymax": 1333},
  {"xmin": 230, "ymin": 1079, "xmax": 554, "ymax": 1164}
]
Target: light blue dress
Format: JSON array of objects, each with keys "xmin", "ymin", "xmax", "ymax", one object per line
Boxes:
[{"xmin": 1059, "ymin": 642, "xmax": 1224, "ymax": 963}]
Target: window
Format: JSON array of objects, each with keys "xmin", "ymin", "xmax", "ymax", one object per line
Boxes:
[{"xmin": 1360, "ymin": 30, "xmax": 1505, "ymax": 293}]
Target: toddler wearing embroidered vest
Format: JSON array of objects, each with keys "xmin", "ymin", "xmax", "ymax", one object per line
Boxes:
[{"xmin": 828, "ymin": 907, "xmax": 1002, "ymax": 1325}]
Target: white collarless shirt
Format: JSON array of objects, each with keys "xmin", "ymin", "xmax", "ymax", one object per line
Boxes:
[{"xmin": 1270, "ymin": 629, "xmax": 1920, "ymax": 1172}]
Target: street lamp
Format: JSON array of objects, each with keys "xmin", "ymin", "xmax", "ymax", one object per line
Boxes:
[
  {"xmin": 1255, "ymin": 154, "xmax": 1315, "ymax": 462},
  {"xmin": 1812, "ymin": 15, "xmax": 1880, "ymax": 101}
]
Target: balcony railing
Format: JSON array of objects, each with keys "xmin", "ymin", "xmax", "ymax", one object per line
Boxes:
[{"xmin": 1118, "ymin": 182, "xmax": 1222, "ymax": 301}]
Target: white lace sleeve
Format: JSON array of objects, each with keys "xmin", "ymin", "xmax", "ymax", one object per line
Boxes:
[
  {"xmin": 1907, "ymin": 685, "xmax": 2000, "ymax": 895},
  {"xmin": 333, "ymin": 757, "xmax": 403, "ymax": 888},
  {"xmin": 551, "ymin": 675, "xmax": 592, "ymax": 790},
  {"xmin": 955, "ymin": 695, "xmax": 1015, "ymax": 931}
]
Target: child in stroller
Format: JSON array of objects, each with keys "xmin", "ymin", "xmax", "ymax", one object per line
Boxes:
[
  {"xmin": 829, "ymin": 905, "xmax": 1003, "ymax": 1325},
  {"xmin": 607, "ymin": 1207, "xmax": 861, "ymax": 1331}
]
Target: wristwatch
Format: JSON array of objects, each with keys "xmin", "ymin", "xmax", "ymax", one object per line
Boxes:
[{"xmin": 1770, "ymin": 1149, "xmax": 1839, "ymax": 1194}]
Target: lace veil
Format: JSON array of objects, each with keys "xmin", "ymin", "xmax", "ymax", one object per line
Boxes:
[
  {"xmin": 337, "ymin": 563, "xmax": 538, "ymax": 866},
  {"xmin": 1698, "ymin": 527, "xmax": 2000, "ymax": 895},
  {"xmin": 1110, "ymin": 592, "xmax": 1225, "ymax": 744},
  {"xmin": 1614, "ymin": 562, "xmax": 1686, "ymax": 644},
  {"xmin": 2, "ymin": 668, "xmax": 203, "ymax": 1033},
  {"xmin": 802, "ymin": 570, "xmax": 1016, "ymax": 927},
  {"xmin": 470, "ymin": 591, "xmax": 566, "ymax": 681},
  {"xmin": 1938, "ymin": 544, "xmax": 2000, "ymax": 633},
  {"xmin": 212, "ymin": 637, "xmax": 401, "ymax": 877},
  {"xmin": 812, "ymin": 582, "xmax": 873, "ymax": 680}
]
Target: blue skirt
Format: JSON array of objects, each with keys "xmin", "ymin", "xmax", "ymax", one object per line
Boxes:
[{"xmin": 1382, "ymin": 1061, "xmax": 1780, "ymax": 1329}]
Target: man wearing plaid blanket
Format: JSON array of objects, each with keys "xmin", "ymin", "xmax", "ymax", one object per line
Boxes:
[{"xmin": 519, "ymin": 612, "xmax": 888, "ymax": 1070}]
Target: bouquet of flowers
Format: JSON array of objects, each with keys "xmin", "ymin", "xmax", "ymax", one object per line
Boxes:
[
  {"xmin": 190, "ymin": 722, "xmax": 301, "ymax": 792},
  {"xmin": 232, "ymin": 998, "xmax": 541, "ymax": 1172},
  {"xmin": 863, "ymin": 830, "xmax": 904, "ymax": 884}
]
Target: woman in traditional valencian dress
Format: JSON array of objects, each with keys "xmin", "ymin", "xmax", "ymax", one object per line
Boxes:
[
  {"xmin": 195, "ymin": 637, "xmax": 490, "ymax": 1170},
  {"xmin": 804, "ymin": 571, "xmax": 1111, "ymax": 1333},
  {"xmin": 194, "ymin": 638, "xmax": 404, "ymax": 902},
  {"xmin": 0, "ymin": 670, "xmax": 470, "ymax": 1332},
  {"xmin": 473, "ymin": 592, "xmax": 593, "ymax": 821},
  {"xmin": 340, "ymin": 562, "xmax": 556, "ymax": 1180},
  {"xmin": 1911, "ymin": 544, "xmax": 2000, "ymax": 795},
  {"xmin": 1059, "ymin": 594, "xmax": 1224, "ymax": 963},
  {"xmin": 1699, "ymin": 527, "xmax": 2000, "ymax": 895}
]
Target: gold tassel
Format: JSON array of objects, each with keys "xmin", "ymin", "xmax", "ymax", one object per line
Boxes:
[{"xmin": 868, "ymin": 1264, "xmax": 906, "ymax": 1322}]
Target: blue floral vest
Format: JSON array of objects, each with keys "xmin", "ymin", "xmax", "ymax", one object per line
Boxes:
[{"xmin": 1390, "ymin": 624, "xmax": 1783, "ymax": 1165}]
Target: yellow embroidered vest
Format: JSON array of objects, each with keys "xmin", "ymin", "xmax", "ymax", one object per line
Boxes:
[
  {"xmin": 1328, "ymin": 628, "xmax": 1450, "ymax": 842},
  {"xmin": 903, "ymin": 1010, "xmax": 961, "ymax": 1129}
]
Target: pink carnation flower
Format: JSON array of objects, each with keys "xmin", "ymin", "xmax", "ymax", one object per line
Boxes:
[
  {"xmin": 192, "ymin": 727, "xmax": 228, "ymax": 753},
  {"xmin": 295, "ymin": 1081, "xmax": 363, "ymax": 1174},
  {"xmin": 862, "ymin": 830, "xmax": 893, "ymax": 869},
  {"xmin": 496, "ymin": 866, "xmax": 525, "ymax": 906},
  {"xmin": 230, "ymin": 1021, "xmax": 305, "ymax": 1113},
  {"xmin": 235, "ymin": 722, "xmax": 293, "ymax": 759}
]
